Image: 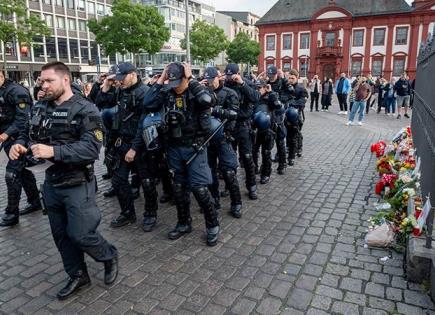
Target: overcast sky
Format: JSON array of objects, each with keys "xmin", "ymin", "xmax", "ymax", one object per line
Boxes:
[{"xmin": 205, "ymin": 0, "xmax": 414, "ymax": 17}]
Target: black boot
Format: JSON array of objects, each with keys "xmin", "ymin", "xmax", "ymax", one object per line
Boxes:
[
  {"xmin": 213, "ymin": 197, "xmax": 221, "ymax": 210},
  {"xmin": 142, "ymin": 216, "xmax": 157, "ymax": 232},
  {"xmin": 159, "ymin": 192, "xmax": 172, "ymax": 203},
  {"xmin": 260, "ymin": 176, "xmax": 270, "ymax": 184},
  {"xmin": 168, "ymin": 221, "xmax": 192, "ymax": 240},
  {"xmin": 110, "ymin": 212, "xmax": 136, "ymax": 228},
  {"xmin": 57, "ymin": 269, "xmax": 91, "ymax": 300},
  {"xmin": 19, "ymin": 202, "xmax": 42, "ymax": 215},
  {"xmin": 248, "ymin": 185, "xmax": 258, "ymax": 200},
  {"xmin": 104, "ymin": 256, "xmax": 118, "ymax": 285},
  {"xmin": 288, "ymin": 159, "xmax": 295, "ymax": 166},
  {"xmin": 103, "ymin": 187, "xmax": 116, "ymax": 198},
  {"xmin": 0, "ymin": 212, "xmax": 19, "ymax": 227},
  {"xmin": 206, "ymin": 226, "xmax": 220, "ymax": 246},
  {"xmin": 230, "ymin": 204, "xmax": 242, "ymax": 219},
  {"xmin": 131, "ymin": 187, "xmax": 140, "ymax": 200},
  {"xmin": 220, "ymin": 190, "xmax": 230, "ymax": 197}
]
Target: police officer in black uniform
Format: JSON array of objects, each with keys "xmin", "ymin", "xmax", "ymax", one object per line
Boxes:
[
  {"xmin": 224, "ymin": 64, "xmax": 259, "ymax": 200},
  {"xmin": 263, "ymin": 66, "xmax": 291, "ymax": 174},
  {"xmin": 0, "ymin": 70, "xmax": 41, "ymax": 227},
  {"xmin": 96, "ymin": 62, "xmax": 149, "ymax": 228},
  {"xmin": 201, "ymin": 67, "xmax": 242, "ymax": 218},
  {"xmin": 143, "ymin": 62, "xmax": 220, "ymax": 246},
  {"xmin": 285, "ymin": 69, "xmax": 308, "ymax": 166},
  {"xmin": 252, "ymin": 81, "xmax": 282, "ymax": 184},
  {"xmin": 9, "ymin": 62, "xmax": 118, "ymax": 300}
]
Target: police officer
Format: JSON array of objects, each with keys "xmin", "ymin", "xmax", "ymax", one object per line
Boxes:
[
  {"xmin": 224, "ymin": 64, "xmax": 259, "ymax": 200},
  {"xmin": 201, "ymin": 67, "xmax": 242, "ymax": 218},
  {"xmin": 143, "ymin": 62, "xmax": 220, "ymax": 246},
  {"xmin": 0, "ymin": 70, "xmax": 41, "ymax": 227},
  {"xmin": 9, "ymin": 62, "xmax": 118, "ymax": 300},
  {"xmin": 262, "ymin": 66, "xmax": 290, "ymax": 174},
  {"xmin": 285, "ymin": 69, "xmax": 308, "ymax": 166},
  {"xmin": 252, "ymin": 81, "xmax": 282, "ymax": 184},
  {"xmin": 97, "ymin": 62, "xmax": 149, "ymax": 228}
]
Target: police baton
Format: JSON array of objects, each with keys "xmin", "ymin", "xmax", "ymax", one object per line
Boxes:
[{"xmin": 186, "ymin": 118, "xmax": 228, "ymax": 166}]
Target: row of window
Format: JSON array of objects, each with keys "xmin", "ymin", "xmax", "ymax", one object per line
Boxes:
[
  {"xmin": 31, "ymin": 0, "xmax": 108, "ymax": 15},
  {"xmin": 44, "ymin": 14, "xmax": 88, "ymax": 31},
  {"xmin": 265, "ymin": 56, "xmax": 406, "ymax": 78},
  {"xmin": 266, "ymin": 26, "xmax": 409, "ymax": 51},
  {"xmin": 351, "ymin": 58, "xmax": 406, "ymax": 77}
]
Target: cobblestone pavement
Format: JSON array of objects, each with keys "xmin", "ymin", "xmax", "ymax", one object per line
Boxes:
[{"xmin": 1, "ymin": 105, "xmax": 434, "ymax": 315}]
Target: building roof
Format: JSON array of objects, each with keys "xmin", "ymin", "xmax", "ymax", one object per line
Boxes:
[
  {"xmin": 217, "ymin": 11, "xmax": 260, "ymax": 24},
  {"xmin": 257, "ymin": 0, "xmax": 412, "ymax": 25}
]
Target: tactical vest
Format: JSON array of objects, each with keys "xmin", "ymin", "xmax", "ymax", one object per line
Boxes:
[{"xmin": 0, "ymin": 81, "xmax": 18, "ymax": 127}]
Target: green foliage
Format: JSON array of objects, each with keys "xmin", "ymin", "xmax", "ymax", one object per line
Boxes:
[
  {"xmin": 88, "ymin": 0, "xmax": 170, "ymax": 57},
  {"xmin": 226, "ymin": 32, "xmax": 261, "ymax": 66},
  {"xmin": 0, "ymin": 0, "xmax": 50, "ymax": 54},
  {"xmin": 180, "ymin": 19, "xmax": 228, "ymax": 63}
]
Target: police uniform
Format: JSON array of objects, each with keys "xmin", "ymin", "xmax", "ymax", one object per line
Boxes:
[
  {"xmin": 224, "ymin": 64, "xmax": 259, "ymax": 200},
  {"xmin": 96, "ymin": 63, "xmax": 149, "ymax": 228},
  {"xmin": 18, "ymin": 90, "xmax": 118, "ymax": 298},
  {"xmin": 143, "ymin": 62, "xmax": 219, "ymax": 246},
  {"xmin": 266, "ymin": 66, "xmax": 291, "ymax": 174},
  {"xmin": 253, "ymin": 84, "xmax": 282, "ymax": 184},
  {"xmin": 203, "ymin": 67, "xmax": 242, "ymax": 219},
  {"xmin": 0, "ymin": 78, "xmax": 40, "ymax": 226},
  {"xmin": 285, "ymin": 82, "xmax": 308, "ymax": 164}
]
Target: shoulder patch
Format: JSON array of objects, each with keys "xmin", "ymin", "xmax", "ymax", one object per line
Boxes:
[
  {"xmin": 94, "ymin": 129, "xmax": 103, "ymax": 142},
  {"xmin": 18, "ymin": 103, "xmax": 26, "ymax": 109}
]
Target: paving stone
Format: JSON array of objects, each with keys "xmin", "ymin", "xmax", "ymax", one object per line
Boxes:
[
  {"xmin": 344, "ymin": 292, "xmax": 367, "ymax": 306},
  {"xmin": 286, "ymin": 288, "xmax": 313, "ymax": 311},
  {"xmin": 340, "ymin": 277, "xmax": 363, "ymax": 293},
  {"xmin": 331, "ymin": 301, "xmax": 360, "ymax": 315},
  {"xmin": 231, "ymin": 298, "xmax": 257, "ymax": 314},
  {"xmin": 256, "ymin": 297, "xmax": 282, "ymax": 315},
  {"xmin": 310, "ymin": 294, "xmax": 332, "ymax": 311},
  {"xmin": 404, "ymin": 289, "xmax": 435, "ymax": 308},
  {"xmin": 368, "ymin": 296, "xmax": 395, "ymax": 312},
  {"xmin": 269, "ymin": 279, "xmax": 292, "ymax": 299},
  {"xmin": 365, "ymin": 282, "xmax": 385, "ymax": 298},
  {"xmin": 386, "ymin": 287, "xmax": 403, "ymax": 301},
  {"xmin": 315, "ymin": 285, "xmax": 343, "ymax": 300}
]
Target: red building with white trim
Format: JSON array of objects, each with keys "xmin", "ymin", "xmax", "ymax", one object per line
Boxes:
[{"xmin": 256, "ymin": 0, "xmax": 435, "ymax": 80}]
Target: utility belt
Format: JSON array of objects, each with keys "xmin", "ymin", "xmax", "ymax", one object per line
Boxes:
[
  {"xmin": 46, "ymin": 164, "xmax": 94, "ymax": 188},
  {"xmin": 169, "ymin": 136, "xmax": 205, "ymax": 148},
  {"xmin": 113, "ymin": 135, "xmax": 134, "ymax": 147}
]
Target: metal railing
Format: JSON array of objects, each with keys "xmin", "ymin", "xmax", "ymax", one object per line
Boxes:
[{"xmin": 317, "ymin": 46, "xmax": 343, "ymax": 57}]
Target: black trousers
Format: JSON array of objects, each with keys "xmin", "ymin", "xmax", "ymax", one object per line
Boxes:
[
  {"xmin": 111, "ymin": 144, "xmax": 135, "ymax": 215},
  {"xmin": 3, "ymin": 139, "xmax": 39, "ymax": 215},
  {"xmin": 253, "ymin": 129, "xmax": 274, "ymax": 177},
  {"xmin": 45, "ymin": 178, "xmax": 117, "ymax": 277},
  {"xmin": 337, "ymin": 93, "xmax": 348, "ymax": 112},
  {"xmin": 310, "ymin": 92, "xmax": 319, "ymax": 111},
  {"xmin": 232, "ymin": 123, "xmax": 256, "ymax": 189}
]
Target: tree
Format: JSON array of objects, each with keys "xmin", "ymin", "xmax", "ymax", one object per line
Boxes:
[
  {"xmin": 0, "ymin": 0, "xmax": 50, "ymax": 76},
  {"xmin": 226, "ymin": 32, "xmax": 261, "ymax": 69},
  {"xmin": 88, "ymin": 0, "xmax": 170, "ymax": 65},
  {"xmin": 181, "ymin": 19, "xmax": 229, "ymax": 64}
]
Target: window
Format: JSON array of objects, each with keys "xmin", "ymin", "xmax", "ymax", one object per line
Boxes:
[
  {"xmin": 77, "ymin": 0, "xmax": 85, "ymax": 10},
  {"xmin": 56, "ymin": 16, "xmax": 65, "ymax": 29},
  {"xmin": 68, "ymin": 18, "xmax": 76, "ymax": 30},
  {"xmin": 69, "ymin": 39, "xmax": 79, "ymax": 60},
  {"xmin": 58, "ymin": 38, "xmax": 68, "ymax": 59},
  {"xmin": 372, "ymin": 59, "xmax": 383, "ymax": 76},
  {"xmin": 67, "ymin": 0, "xmax": 74, "ymax": 9},
  {"xmin": 79, "ymin": 20, "xmax": 86, "ymax": 31},
  {"xmin": 351, "ymin": 59, "xmax": 362, "ymax": 76},
  {"xmin": 55, "ymin": 0, "xmax": 63, "ymax": 6},
  {"xmin": 80, "ymin": 40, "xmax": 89, "ymax": 62},
  {"xmin": 266, "ymin": 35, "xmax": 275, "ymax": 51},
  {"xmin": 45, "ymin": 14, "xmax": 53, "ymax": 27},
  {"xmin": 97, "ymin": 4, "xmax": 104, "ymax": 15},
  {"xmin": 33, "ymin": 36, "xmax": 45, "ymax": 59},
  {"xmin": 395, "ymin": 27, "xmax": 408, "ymax": 45},
  {"xmin": 373, "ymin": 28, "xmax": 386, "ymax": 46},
  {"xmin": 43, "ymin": 0, "xmax": 51, "ymax": 4},
  {"xmin": 46, "ymin": 37, "xmax": 56, "ymax": 58},
  {"xmin": 353, "ymin": 29, "xmax": 364, "ymax": 47},
  {"xmin": 300, "ymin": 33, "xmax": 310, "ymax": 49},
  {"xmin": 88, "ymin": 2, "xmax": 95, "ymax": 14},
  {"xmin": 393, "ymin": 58, "xmax": 406, "ymax": 76},
  {"xmin": 325, "ymin": 32, "xmax": 335, "ymax": 47},
  {"xmin": 283, "ymin": 34, "xmax": 292, "ymax": 50},
  {"xmin": 282, "ymin": 62, "xmax": 291, "ymax": 71},
  {"xmin": 299, "ymin": 60, "xmax": 308, "ymax": 77}
]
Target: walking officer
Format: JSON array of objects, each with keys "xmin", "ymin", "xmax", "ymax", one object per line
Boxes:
[
  {"xmin": 97, "ymin": 62, "xmax": 149, "ymax": 228},
  {"xmin": 224, "ymin": 63, "xmax": 259, "ymax": 200},
  {"xmin": 285, "ymin": 69, "xmax": 308, "ymax": 166},
  {"xmin": 9, "ymin": 62, "xmax": 118, "ymax": 300},
  {"xmin": 143, "ymin": 62, "xmax": 220, "ymax": 246},
  {"xmin": 201, "ymin": 67, "xmax": 242, "ymax": 218},
  {"xmin": 0, "ymin": 70, "xmax": 41, "ymax": 227}
]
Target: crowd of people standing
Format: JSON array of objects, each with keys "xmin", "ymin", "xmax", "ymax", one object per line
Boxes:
[{"xmin": 307, "ymin": 72, "xmax": 414, "ymax": 125}]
